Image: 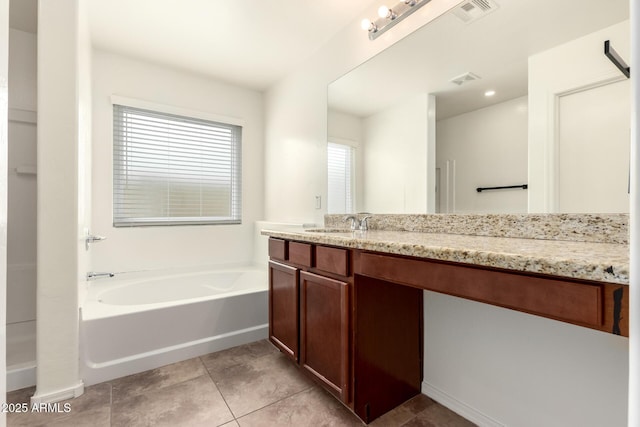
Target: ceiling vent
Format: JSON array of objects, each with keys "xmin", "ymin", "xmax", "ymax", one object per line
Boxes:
[
  {"xmin": 451, "ymin": 0, "xmax": 499, "ymax": 24},
  {"xmin": 450, "ymin": 72, "xmax": 481, "ymax": 86}
]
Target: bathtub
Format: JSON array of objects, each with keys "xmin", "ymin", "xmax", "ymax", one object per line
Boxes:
[{"xmin": 80, "ymin": 265, "xmax": 268, "ymax": 386}]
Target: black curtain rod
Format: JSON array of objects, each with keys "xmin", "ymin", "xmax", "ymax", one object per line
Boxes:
[
  {"xmin": 604, "ymin": 40, "xmax": 630, "ymax": 78},
  {"xmin": 477, "ymin": 184, "xmax": 528, "ymax": 193}
]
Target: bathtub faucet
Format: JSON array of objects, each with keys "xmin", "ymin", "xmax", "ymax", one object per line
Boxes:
[
  {"xmin": 86, "ymin": 272, "xmax": 115, "ymax": 281},
  {"xmin": 85, "ymin": 233, "xmax": 107, "ymax": 250}
]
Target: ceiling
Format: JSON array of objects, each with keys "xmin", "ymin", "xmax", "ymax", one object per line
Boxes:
[
  {"xmin": 9, "ymin": 0, "xmax": 375, "ymax": 91},
  {"xmin": 328, "ymin": 0, "xmax": 630, "ymax": 119},
  {"xmin": 87, "ymin": 0, "xmax": 375, "ymax": 91},
  {"xmin": 11, "ymin": 0, "xmax": 630, "ymax": 117}
]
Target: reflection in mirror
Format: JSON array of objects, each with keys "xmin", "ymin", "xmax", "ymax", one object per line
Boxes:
[
  {"xmin": 327, "ymin": 140, "xmax": 356, "ymax": 214},
  {"xmin": 328, "ymin": 0, "xmax": 630, "ymax": 214}
]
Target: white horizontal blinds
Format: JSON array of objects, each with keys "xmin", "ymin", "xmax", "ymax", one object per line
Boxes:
[
  {"xmin": 327, "ymin": 142, "xmax": 354, "ymax": 214},
  {"xmin": 113, "ymin": 104, "xmax": 242, "ymax": 226}
]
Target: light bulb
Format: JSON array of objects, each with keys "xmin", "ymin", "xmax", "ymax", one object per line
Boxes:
[
  {"xmin": 378, "ymin": 5, "xmax": 390, "ymax": 18},
  {"xmin": 361, "ymin": 18, "xmax": 373, "ymax": 31},
  {"xmin": 484, "ymin": 90, "xmax": 496, "ymax": 97}
]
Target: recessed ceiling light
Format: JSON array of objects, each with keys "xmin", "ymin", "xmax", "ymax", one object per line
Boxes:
[{"xmin": 484, "ymin": 90, "xmax": 496, "ymax": 97}]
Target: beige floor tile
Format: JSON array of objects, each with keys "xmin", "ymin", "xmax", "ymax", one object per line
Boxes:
[
  {"xmin": 7, "ymin": 383, "xmax": 112, "ymax": 427},
  {"xmin": 37, "ymin": 406, "xmax": 110, "ymax": 427},
  {"xmin": 6, "ymin": 386, "xmax": 35, "ymax": 405},
  {"xmin": 237, "ymin": 387, "xmax": 363, "ymax": 427},
  {"xmin": 111, "ymin": 375, "xmax": 233, "ymax": 427},
  {"xmin": 64, "ymin": 382, "xmax": 112, "ymax": 412},
  {"xmin": 111, "ymin": 357, "xmax": 207, "ymax": 403},
  {"xmin": 5, "ymin": 405, "xmax": 53, "ymax": 427},
  {"xmin": 6, "ymin": 341, "xmax": 475, "ymax": 427},
  {"xmin": 401, "ymin": 403, "xmax": 477, "ymax": 427},
  {"xmin": 213, "ymin": 352, "xmax": 314, "ymax": 418},
  {"xmin": 201, "ymin": 339, "xmax": 279, "ymax": 377},
  {"xmin": 370, "ymin": 394, "xmax": 435, "ymax": 426}
]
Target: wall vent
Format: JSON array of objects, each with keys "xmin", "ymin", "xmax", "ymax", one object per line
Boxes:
[
  {"xmin": 449, "ymin": 72, "xmax": 481, "ymax": 86},
  {"xmin": 452, "ymin": 0, "xmax": 499, "ymax": 23}
]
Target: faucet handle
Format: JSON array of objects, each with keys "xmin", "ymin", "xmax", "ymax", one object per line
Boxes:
[
  {"xmin": 359, "ymin": 215, "xmax": 373, "ymax": 231},
  {"xmin": 343, "ymin": 215, "xmax": 359, "ymax": 230}
]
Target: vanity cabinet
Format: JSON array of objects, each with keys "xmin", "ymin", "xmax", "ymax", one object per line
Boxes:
[
  {"xmin": 268, "ymin": 261, "xmax": 299, "ymax": 361},
  {"xmin": 267, "ymin": 237, "xmax": 423, "ymax": 422},
  {"xmin": 266, "ymin": 235, "xmax": 628, "ymax": 423},
  {"xmin": 268, "ymin": 238, "xmax": 354, "ymax": 404},
  {"xmin": 299, "ymin": 271, "xmax": 350, "ymax": 401}
]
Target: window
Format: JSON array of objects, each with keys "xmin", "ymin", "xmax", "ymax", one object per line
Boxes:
[
  {"xmin": 113, "ymin": 104, "xmax": 242, "ymax": 226},
  {"xmin": 327, "ymin": 142, "xmax": 355, "ymax": 214}
]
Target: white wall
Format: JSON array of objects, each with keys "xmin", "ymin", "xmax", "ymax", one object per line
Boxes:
[
  {"xmin": 7, "ymin": 29, "xmax": 36, "ymax": 327},
  {"xmin": 76, "ymin": 0, "xmax": 92, "ymax": 313},
  {"xmin": 528, "ymin": 20, "xmax": 630, "ymax": 212},
  {"xmin": 35, "ymin": 0, "xmax": 85, "ymax": 402},
  {"xmin": 557, "ymin": 79, "xmax": 630, "ymax": 213},
  {"xmin": 0, "ymin": 0, "xmax": 9, "ymax": 422},
  {"xmin": 327, "ymin": 109, "xmax": 364, "ymax": 212},
  {"xmin": 424, "ymin": 292, "xmax": 628, "ymax": 427},
  {"xmin": 264, "ymin": 3, "xmax": 630, "ymax": 426},
  {"xmin": 264, "ymin": 0, "xmax": 461, "ymax": 225},
  {"xmin": 436, "ymin": 96, "xmax": 528, "ymax": 214},
  {"xmin": 363, "ymin": 94, "xmax": 430, "ymax": 213},
  {"xmin": 90, "ymin": 51, "xmax": 264, "ymax": 273},
  {"xmin": 8, "ymin": 28, "xmax": 35, "ymax": 111},
  {"xmin": 327, "ymin": 109, "xmax": 362, "ymax": 143}
]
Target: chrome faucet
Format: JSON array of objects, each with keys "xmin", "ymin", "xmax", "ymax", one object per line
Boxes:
[
  {"xmin": 343, "ymin": 215, "xmax": 373, "ymax": 231},
  {"xmin": 344, "ymin": 215, "xmax": 359, "ymax": 230},
  {"xmin": 86, "ymin": 272, "xmax": 115, "ymax": 281},
  {"xmin": 85, "ymin": 233, "xmax": 107, "ymax": 250},
  {"xmin": 359, "ymin": 215, "xmax": 372, "ymax": 231}
]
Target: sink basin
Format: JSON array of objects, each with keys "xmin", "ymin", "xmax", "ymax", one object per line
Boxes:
[{"xmin": 305, "ymin": 228, "xmax": 353, "ymax": 233}]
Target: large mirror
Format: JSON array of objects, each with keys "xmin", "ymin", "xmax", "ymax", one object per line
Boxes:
[{"xmin": 328, "ymin": 0, "xmax": 630, "ymax": 214}]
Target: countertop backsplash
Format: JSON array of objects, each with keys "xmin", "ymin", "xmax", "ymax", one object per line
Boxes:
[{"xmin": 324, "ymin": 213, "xmax": 629, "ymax": 245}]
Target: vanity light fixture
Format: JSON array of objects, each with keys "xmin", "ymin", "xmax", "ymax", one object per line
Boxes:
[
  {"xmin": 361, "ymin": 18, "xmax": 377, "ymax": 32},
  {"xmin": 362, "ymin": 0, "xmax": 432, "ymax": 40},
  {"xmin": 378, "ymin": 5, "xmax": 397, "ymax": 19}
]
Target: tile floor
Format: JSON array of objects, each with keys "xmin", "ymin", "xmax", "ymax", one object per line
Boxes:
[{"xmin": 6, "ymin": 340, "xmax": 476, "ymax": 427}]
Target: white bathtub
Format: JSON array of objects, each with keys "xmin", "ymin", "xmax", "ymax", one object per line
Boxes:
[{"xmin": 80, "ymin": 266, "xmax": 268, "ymax": 385}]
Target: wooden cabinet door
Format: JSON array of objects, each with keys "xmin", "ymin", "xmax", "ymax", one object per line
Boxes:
[
  {"xmin": 269, "ymin": 261, "xmax": 299, "ymax": 361},
  {"xmin": 299, "ymin": 271, "xmax": 350, "ymax": 402}
]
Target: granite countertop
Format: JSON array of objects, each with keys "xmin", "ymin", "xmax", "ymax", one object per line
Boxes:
[{"xmin": 261, "ymin": 228, "xmax": 629, "ymax": 285}]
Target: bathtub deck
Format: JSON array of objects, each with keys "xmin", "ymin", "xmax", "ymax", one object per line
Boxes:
[{"xmin": 7, "ymin": 340, "xmax": 475, "ymax": 427}]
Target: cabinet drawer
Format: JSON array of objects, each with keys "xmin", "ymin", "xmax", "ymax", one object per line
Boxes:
[
  {"xmin": 357, "ymin": 252, "xmax": 603, "ymax": 328},
  {"xmin": 316, "ymin": 246, "xmax": 349, "ymax": 276},
  {"xmin": 289, "ymin": 242, "xmax": 313, "ymax": 267},
  {"xmin": 268, "ymin": 238, "xmax": 287, "ymax": 261}
]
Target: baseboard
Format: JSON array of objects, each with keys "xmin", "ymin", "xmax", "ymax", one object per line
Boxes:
[
  {"xmin": 30, "ymin": 381, "xmax": 84, "ymax": 404},
  {"xmin": 422, "ymin": 381, "xmax": 505, "ymax": 427},
  {"xmin": 7, "ymin": 364, "xmax": 36, "ymax": 392}
]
